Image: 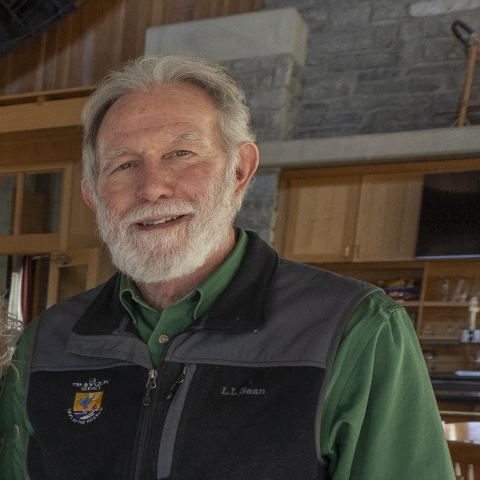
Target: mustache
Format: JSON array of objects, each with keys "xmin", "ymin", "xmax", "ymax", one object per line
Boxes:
[{"xmin": 116, "ymin": 200, "xmax": 198, "ymax": 224}]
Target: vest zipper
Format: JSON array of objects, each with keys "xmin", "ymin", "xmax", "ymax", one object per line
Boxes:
[
  {"xmin": 133, "ymin": 330, "xmax": 194, "ymax": 480},
  {"xmin": 143, "ymin": 369, "xmax": 158, "ymax": 406},
  {"xmin": 134, "ymin": 368, "xmax": 159, "ymax": 479},
  {"xmin": 165, "ymin": 366, "xmax": 186, "ymax": 400}
]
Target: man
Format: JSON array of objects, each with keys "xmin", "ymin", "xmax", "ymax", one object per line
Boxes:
[{"xmin": 0, "ymin": 55, "xmax": 455, "ymax": 479}]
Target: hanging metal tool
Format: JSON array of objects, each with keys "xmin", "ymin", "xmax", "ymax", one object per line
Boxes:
[{"xmin": 452, "ymin": 20, "xmax": 480, "ymax": 126}]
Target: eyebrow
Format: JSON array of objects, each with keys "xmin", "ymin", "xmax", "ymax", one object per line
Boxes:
[{"xmin": 165, "ymin": 132, "xmax": 209, "ymax": 146}]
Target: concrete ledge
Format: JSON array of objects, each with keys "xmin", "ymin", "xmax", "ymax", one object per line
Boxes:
[
  {"xmin": 145, "ymin": 8, "xmax": 308, "ymax": 65},
  {"xmin": 257, "ymin": 126, "xmax": 480, "ymax": 168}
]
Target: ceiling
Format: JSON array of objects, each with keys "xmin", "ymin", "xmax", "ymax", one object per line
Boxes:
[{"xmin": 0, "ymin": 0, "xmax": 88, "ymax": 58}]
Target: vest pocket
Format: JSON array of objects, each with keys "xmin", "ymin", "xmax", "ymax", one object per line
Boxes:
[{"xmin": 157, "ymin": 363, "xmax": 197, "ymax": 479}]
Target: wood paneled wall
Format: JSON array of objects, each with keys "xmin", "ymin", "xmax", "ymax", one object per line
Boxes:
[{"xmin": 0, "ymin": 0, "xmax": 263, "ymax": 96}]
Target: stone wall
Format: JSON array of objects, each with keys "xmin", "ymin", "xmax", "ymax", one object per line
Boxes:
[
  {"xmin": 222, "ymin": 54, "xmax": 302, "ymax": 242},
  {"xmin": 220, "ymin": 54, "xmax": 305, "ymax": 143},
  {"xmin": 264, "ymin": 0, "xmax": 480, "ymax": 138}
]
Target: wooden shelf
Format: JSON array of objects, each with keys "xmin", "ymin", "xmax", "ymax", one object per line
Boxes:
[
  {"xmin": 419, "ymin": 339, "xmax": 462, "ymax": 345},
  {"xmin": 422, "ymin": 302, "xmax": 470, "ymax": 308}
]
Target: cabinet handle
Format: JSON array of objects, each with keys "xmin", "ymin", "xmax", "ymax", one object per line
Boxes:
[{"xmin": 344, "ymin": 246, "xmax": 350, "ymax": 258}]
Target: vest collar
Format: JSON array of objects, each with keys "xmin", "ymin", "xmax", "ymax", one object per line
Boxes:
[{"xmin": 72, "ymin": 231, "xmax": 279, "ymax": 336}]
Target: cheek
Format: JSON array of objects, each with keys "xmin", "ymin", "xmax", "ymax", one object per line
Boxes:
[
  {"xmin": 97, "ymin": 181, "xmax": 134, "ymax": 214},
  {"xmin": 186, "ymin": 162, "xmax": 226, "ymax": 189}
]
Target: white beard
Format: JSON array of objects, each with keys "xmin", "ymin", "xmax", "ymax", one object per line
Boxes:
[{"xmin": 94, "ymin": 170, "xmax": 239, "ymax": 284}]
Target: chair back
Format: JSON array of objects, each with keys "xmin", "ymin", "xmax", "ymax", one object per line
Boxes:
[
  {"xmin": 445, "ymin": 422, "xmax": 480, "ymax": 443},
  {"xmin": 447, "ymin": 440, "xmax": 480, "ymax": 480}
]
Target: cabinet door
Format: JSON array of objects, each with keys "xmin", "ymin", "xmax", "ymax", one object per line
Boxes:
[
  {"xmin": 354, "ymin": 173, "xmax": 423, "ymax": 262},
  {"xmin": 47, "ymin": 247, "xmax": 116, "ymax": 307},
  {"xmin": 283, "ymin": 176, "xmax": 361, "ymax": 263}
]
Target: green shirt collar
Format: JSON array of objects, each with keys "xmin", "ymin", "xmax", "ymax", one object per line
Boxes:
[{"xmin": 119, "ymin": 229, "xmax": 249, "ymax": 364}]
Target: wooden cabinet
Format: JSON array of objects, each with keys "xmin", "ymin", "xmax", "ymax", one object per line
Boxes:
[
  {"xmin": 47, "ymin": 248, "xmax": 116, "ymax": 307},
  {"xmin": 275, "ymin": 159, "xmax": 480, "ymax": 374},
  {"xmin": 0, "ymin": 162, "xmax": 73, "ymax": 254},
  {"xmin": 279, "ymin": 169, "xmax": 423, "ymax": 263},
  {"xmin": 0, "ymin": 127, "xmax": 114, "ymax": 318},
  {"xmin": 283, "ymin": 175, "xmax": 361, "ymax": 262},
  {"xmin": 317, "ymin": 259, "xmax": 480, "ymax": 373},
  {"xmin": 354, "ymin": 173, "xmax": 423, "ymax": 261}
]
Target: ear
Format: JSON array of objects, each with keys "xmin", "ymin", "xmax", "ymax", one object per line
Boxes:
[
  {"xmin": 81, "ymin": 180, "xmax": 97, "ymax": 212},
  {"xmin": 234, "ymin": 142, "xmax": 259, "ymax": 197}
]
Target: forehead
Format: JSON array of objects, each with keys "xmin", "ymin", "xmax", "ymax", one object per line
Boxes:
[{"xmin": 97, "ymin": 83, "xmax": 219, "ymax": 144}]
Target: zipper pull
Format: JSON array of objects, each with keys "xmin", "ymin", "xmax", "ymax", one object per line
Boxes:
[
  {"xmin": 143, "ymin": 369, "xmax": 158, "ymax": 406},
  {"xmin": 165, "ymin": 366, "xmax": 187, "ymax": 400}
]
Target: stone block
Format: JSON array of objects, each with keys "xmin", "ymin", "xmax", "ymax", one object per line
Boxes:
[
  {"xmin": 373, "ymin": 24, "xmax": 399, "ymax": 50},
  {"xmin": 328, "ymin": 95, "xmax": 389, "ymax": 111},
  {"xmin": 249, "ymin": 171, "xmax": 280, "ymax": 198},
  {"xmin": 424, "ymin": 37, "xmax": 466, "ymax": 61},
  {"xmin": 406, "ymin": 61, "xmax": 464, "ymax": 76},
  {"xmin": 304, "ymin": 62, "xmax": 329, "ymax": 79},
  {"xmin": 428, "ymin": 91, "xmax": 460, "ymax": 113},
  {"xmin": 363, "ymin": 106, "xmax": 429, "ymax": 132},
  {"xmin": 309, "ymin": 29, "xmax": 372, "ymax": 55},
  {"xmin": 264, "ymin": 0, "xmax": 315, "ymax": 10},
  {"xmin": 409, "ymin": 0, "xmax": 480, "ymax": 18},
  {"xmin": 356, "ymin": 78, "xmax": 409, "ymax": 95},
  {"xmin": 248, "ymin": 87, "xmax": 289, "ymax": 109},
  {"xmin": 423, "ymin": 15, "xmax": 463, "ymax": 38},
  {"xmin": 296, "ymin": 105, "xmax": 329, "ymax": 128},
  {"xmin": 408, "ymin": 76, "xmax": 444, "ymax": 92},
  {"xmin": 235, "ymin": 169, "xmax": 280, "ymax": 245},
  {"xmin": 329, "ymin": 3, "xmax": 371, "ymax": 25},
  {"xmin": 255, "ymin": 129, "xmax": 281, "ymax": 143},
  {"xmin": 294, "ymin": 124, "xmax": 363, "ymax": 139},
  {"xmin": 384, "ymin": 93, "xmax": 431, "ymax": 108},
  {"xmin": 371, "ymin": 3, "xmax": 408, "ymax": 21},
  {"xmin": 399, "ymin": 21, "xmax": 426, "ymax": 64},
  {"xmin": 357, "ymin": 67, "xmax": 401, "ymax": 81},
  {"xmin": 304, "ymin": 74, "xmax": 355, "ymax": 101},
  {"xmin": 229, "ymin": 56, "xmax": 278, "ymax": 74},
  {"xmin": 328, "ymin": 52, "xmax": 397, "ymax": 71},
  {"xmin": 272, "ymin": 55, "xmax": 296, "ymax": 87},
  {"xmin": 295, "ymin": 5, "xmax": 329, "ymax": 24},
  {"xmin": 444, "ymin": 73, "xmax": 466, "ymax": 91},
  {"xmin": 323, "ymin": 111, "xmax": 365, "ymax": 126},
  {"xmin": 146, "ymin": 7, "xmax": 309, "ymax": 65},
  {"xmin": 251, "ymin": 112, "xmax": 279, "ymax": 134},
  {"xmin": 236, "ymin": 70, "xmax": 275, "ymax": 91}
]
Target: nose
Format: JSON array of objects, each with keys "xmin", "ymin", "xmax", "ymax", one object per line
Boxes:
[{"xmin": 135, "ymin": 161, "xmax": 175, "ymax": 202}]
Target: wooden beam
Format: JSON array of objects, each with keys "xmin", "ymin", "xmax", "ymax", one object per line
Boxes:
[
  {"xmin": 0, "ymin": 96, "xmax": 89, "ymax": 133},
  {"xmin": 0, "ymin": 234, "xmax": 60, "ymax": 255}
]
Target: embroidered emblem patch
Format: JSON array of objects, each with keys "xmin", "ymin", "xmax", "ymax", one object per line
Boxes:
[
  {"xmin": 72, "ymin": 392, "xmax": 103, "ymax": 420},
  {"xmin": 67, "ymin": 378, "xmax": 108, "ymax": 424}
]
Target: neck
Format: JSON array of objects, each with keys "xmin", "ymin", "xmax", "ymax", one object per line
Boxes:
[{"xmin": 135, "ymin": 227, "xmax": 236, "ymax": 312}]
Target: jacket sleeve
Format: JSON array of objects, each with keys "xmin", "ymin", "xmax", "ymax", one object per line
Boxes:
[
  {"xmin": 321, "ymin": 291, "xmax": 455, "ymax": 480},
  {"xmin": 0, "ymin": 320, "xmax": 38, "ymax": 480}
]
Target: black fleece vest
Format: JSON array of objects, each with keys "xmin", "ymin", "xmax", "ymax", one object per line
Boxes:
[{"xmin": 26, "ymin": 232, "xmax": 378, "ymax": 480}]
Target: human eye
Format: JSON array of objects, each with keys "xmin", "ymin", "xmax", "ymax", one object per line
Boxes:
[
  {"xmin": 172, "ymin": 150, "xmax": 190, "ymax": 157},
  {"xmin": 117, "ymin": 162, "xmax": 132, "ymax": 170}
]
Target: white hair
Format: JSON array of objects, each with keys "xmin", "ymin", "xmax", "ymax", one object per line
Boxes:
[{"xmin": 0, "ymin": 297, "xmax": 22, "ymax": 378}]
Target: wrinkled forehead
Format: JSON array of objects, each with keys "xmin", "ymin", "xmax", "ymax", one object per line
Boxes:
[
  {"xmin": 105, "ymin": 83, "xmax": 217, "ymax": 123},
  {"xmin": 96, "ymin": 83, "xmax": 221, "ymax": 149}
]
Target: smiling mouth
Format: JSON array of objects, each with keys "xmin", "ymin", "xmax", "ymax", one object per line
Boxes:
[{"xmin": 138, "ymin": 215, "xmax": 182, "ymax": 226}]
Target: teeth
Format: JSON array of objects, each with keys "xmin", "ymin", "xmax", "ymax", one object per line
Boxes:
[{"xmin": 142, "ymin": 216, "xmax": 179, "ymax": 226}]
